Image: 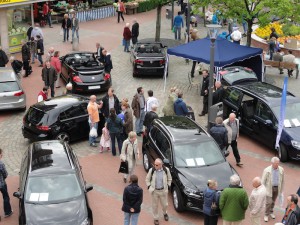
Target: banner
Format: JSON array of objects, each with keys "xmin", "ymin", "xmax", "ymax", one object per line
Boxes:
[
  {"xmin": 275, "ymin": 77, "xmax": 288, "ymax": 149},
  {"xmin": 0, "ymin": 0, "xmax": 27, "ymax": 5}
]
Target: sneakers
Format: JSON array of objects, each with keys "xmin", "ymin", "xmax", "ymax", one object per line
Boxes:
[
  {"xmin": 163, "ymin": 214, "xmax": 169, "ymax": 221},
  {"xmin": 90, "ymin": 143, "xmax": 97, "ymax": 147},
  {"xmin": 270, "ymin": 214, "xmax": 275, "ymax": 219},
  {"xmin": 264, "ymin": 215, "xmax": 268, "ymax": 222},
  {"xmin": 4, "ymin": 210, "xmax": 13, "ymax": 218},
  {"xmin": 99, "ymin": 150, "xmax": 103, "ymax": 153},
  {"xmin": 236, "ymin": 162, "xmax": 243, "ymax": 166},
  {"xmin": 123, "ymin": 178, "xmax": 127, "ymax": 183},
  {"xmin": 154, "ymin": 220, "xmax": 159, "ymax": 225}
]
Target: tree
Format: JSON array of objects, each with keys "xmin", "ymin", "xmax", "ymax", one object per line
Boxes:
[
  {"xmin": 190, "ymin": 0, "xmax": 298, "ymax": 46},
  {"xmin": 152, "ymin": 0, "xmax": 169, "ymax": 41}
]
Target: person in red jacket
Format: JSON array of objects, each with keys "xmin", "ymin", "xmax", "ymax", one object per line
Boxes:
[
  {"xmin": 117, "ymin": 0, "xmax": 126, "ymax": 23},
  {"xmin": 123, "ymin": 23, "xmax": 131, "ymax": 52},
  {"xmin": 37, "ymin": 87, "xmax": 49, "ymax": 102},
  {"xmin": 50, "ymin": 51, "xmax": 62, "ymax": 88},
  {"xmin": 43, "ymin": 2, "xmax": 53, "ymax": 28}
]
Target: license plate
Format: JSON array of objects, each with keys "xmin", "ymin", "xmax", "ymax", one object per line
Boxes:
[{"xmin": 88, "ymin": 85, "xmax": 100, "ymax": 90}]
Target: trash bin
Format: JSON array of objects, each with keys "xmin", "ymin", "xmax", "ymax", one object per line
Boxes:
[
  {"xmin": 166, "ymin": 8, "xmax": 171, "ymax": 19},
  {"xmin": 208, "ymin": 102, "xmax": 223, "ymax": 128}
]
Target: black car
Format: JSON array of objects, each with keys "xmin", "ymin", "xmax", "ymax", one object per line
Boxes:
[
  {"xmin": 60, "ymin": 51, "xmax": 111, "ymax": 93},
  {"xmin": 219, "ymin": 66, "xmax": 258, "ymax": 86},
  {"xmin": 142, "ymin": 116, "xmax": 239, "ymax": 212},
  {"xmin": 13, "ymin": 140, "xmax": 93, "ymax": 225},
  {"xmin": 223, "ymin": 82, "xmax": 300, "ymax": 162},
  {"xmin": 22, "ymin": 95, "xmax": 105, "ymax": 142},
  {"xmin": 130, "ymin": 42, "xmax": 167, "ymax": 77}
]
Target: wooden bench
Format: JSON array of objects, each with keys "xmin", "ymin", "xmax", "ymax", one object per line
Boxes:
[{"xmin": 263, "ymin": 60, "xmax": 299, "ymax": 79}]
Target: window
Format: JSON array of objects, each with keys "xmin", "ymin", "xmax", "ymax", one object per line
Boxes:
[
  {"xmin": 224, "ymin": 88, "xmax": 242, "ymax": 107},
  {"xmin": 256, "ymin": 101, "xmax": 273, "ymax": 121},
  {"xmin": 155, "ymin": 129, "xmax": 171, "ymax": 160},
  {"xmin": 60, "ymin": 105, "xmax": 86, "ymax": 120}
]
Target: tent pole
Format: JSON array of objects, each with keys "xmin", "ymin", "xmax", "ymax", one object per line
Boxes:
[{"xmin": 208, "ymin": 38, "xmax": 216, "ymax": 130}]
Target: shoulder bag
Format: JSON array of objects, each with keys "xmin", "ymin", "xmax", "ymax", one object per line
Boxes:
[{"xmin": 118, "ymin": 143, "xmax": 129, "ymax": 174}]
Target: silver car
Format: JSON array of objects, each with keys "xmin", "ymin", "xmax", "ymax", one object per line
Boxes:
[{"xmin": 0, "ymin": 68, "xmax": 26, "ymax": 111}]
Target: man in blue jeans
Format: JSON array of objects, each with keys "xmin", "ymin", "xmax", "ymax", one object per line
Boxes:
[
  {"xmin": 131, "ymin": 87, "xmax": 145, "ymax": 136},
  {"xmin": 173, "ymin": 11, "xmax": 184, "ymax": 40},
  {"xmin": 0, "ymin": 148, "xmax": 13, "ymax": 219}
]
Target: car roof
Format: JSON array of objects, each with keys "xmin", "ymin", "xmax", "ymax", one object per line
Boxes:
[
  {"xmin": 29, "ymin": 140, "xmax": 74, "ymax": 175},
  {"xmin": 33, "ymin": 94, "xmax": 88, "ymax": 112},
  {"xmin": 0, "ymin": 68, "xmax": 18, "ymax": 82},
  {"xmin": 233, "ymin": 82, "xmax": 299, "ymax": 107},
  {"xmin": 156, "ymin": 116, "xmax": 209, "ymax": 142}
]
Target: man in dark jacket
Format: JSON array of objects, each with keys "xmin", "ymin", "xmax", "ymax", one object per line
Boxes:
[
  {"xmin": 131, "ymin": 19, "xmax": 139, "ymax": 45},
  {"xmin": 279, "ymin": 194, "xmax": 300, "ymax": 225},
  {"xmin": 102, "ymin": 49, "xmax": 113, "ymax": 74},
  {"xmin": 96, "ymin": 43, "xmax": 104, "ymax": 62},
  {"xmin": 21, "ymin": 40, "xmax": 31, "ymax": 77},
  {"xmin": 143, "ymin": 104, "xmax": 158, "ymax": 132},
  {"xmin": 210, "ymin": 117, "xmax": 228, "ymax": 151},
  {"xmin": 0, "ymin": 46, "xmax": 9, "ymax": 67},
  {"xmin": 174, "ymin": 91, "xmax": 189, "ymax": 116},
  {"xmin": 101, "ymin": 87, "xmax": 120, "ymax": 118},
  {"xmin": 199, "ymin": 69, "xmax": 209, "ymax": 116},
  {"xmin": 36, "ymin": 35, "xmax": 44, "ymax": 67},
  {"xmin": 122, "ymin": 174, "xmax": 143, "ymax": 225},
  {"xmin": 41, "ymin": 61, "xmax": 57, "ymax": 97},
  {"xmin": 26, "ymin": 23, "xmax": 33, "ymax": 41},
  {"xmin": 131, "ymin": 87, "xmax": 145, "ymax": 136},
  {"xmin": 213, "ymin": 81, "xmax": 224, "ymax": 105}
]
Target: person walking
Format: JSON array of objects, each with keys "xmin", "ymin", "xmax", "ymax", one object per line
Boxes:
[
  {"xmin": 36, "ymin": 35, "xmax": 44, "ymax": 67},
  {"xmin": 101, "ymin": 87, "xmax": 120, "ymax": 118},
  {"xmin": 37, "ymin": 86, "xmax": 49, "ymax": 102},
  {"xmin": 123, "ymin": 23, "xmax": 132, "ymax": 52},
  {"xmin": 199, "ymin": 69, "xmax": 209, "ymax": 116},
  {"xmin": 26, "ymin": 23, "xmax": 33, "ymax": 41},
  {"xmin": 62, "ymin": 14, "xmax": 71, "ymax": 42},
  {"xmin": 0, "ymin": 46, "xmax": 9, "ymax": 67},
  {"xmin": 174, "ymin": 90, "xmax": 189, "ymax": 116},
  {"xmin": 162, "ymin": 87, "xmax": 178, "ymax": 116},
  {"xmin": 219, "ymin": 174, "xmax": 249, "ymax": 225},
  {"xmin": 131, "ymin": 19, "xmax": 139, "ymax": 45},
  {"xmin": 262, "ymin": 156, "xmax": 285, "ymax": 222},
  {"xmin": 268, "ymin": 37, "xmax": 276, "ymax": 60},
  {"xmin": 223, "ymin": 113, "xmax": 243, "ymax": 166},
  {"xmin": 275, "ymin": 194, "xmax": 300, "ymax": 225},
  {"xmin": 43, "ymin": 2, "xmax": 53, "ymax": 28},
  {"xmin": 145, "ymin": 90, "xmax": 159, "ymax": 112},
  {"xmin": 121, "ymin": 99, "xmax": 134, "ymax": 137},
  {"xmin": 50, "ymin": 51, "xmax": 62, "ymax": 88},
  {"xmin": 249, "ymin": 177, "xmax": 267, "ymax": 225},
  {"xmin": 107, "ymin": 108, "xmax": 123, "ymax": 156},
  {"xmin": 273, "ymin": 49, "xmax": 284, "ymax": 74},
  {"xmin": 71, "ymin": 13, "xmax": 79, "ymax": 44},
  {"xmin": 31, "ymin": 23, "xmax": 44, "ymax": 40},
  {"xmin": 117, "ymin": 0, "xmax": 126, "ymax": 23},
  {"xmin": 41, "ymin": 61, "xmax": 57, "ymax": 97},
  {"xmin": 203, "ymin": 180, "xmax": 220, "ymax": 225},
  {"xmin": 120, "ymin": 131, "xmax": 139, "ymax": 183},
  {"xmin": 21, "ymin": 39, "xmax": 31, "ymax": 77},
  {"xmin": 144, "ymin": 104, "xmax": 159, "ymax": 132},
  {"xmin": 0, "ymin": 148, "xmax": 13, "ymax": 218},
  {"xmin": 173, "ymin": 12, "xmax": 184, "ymax": 40},
  {"xmin": 131, "ymin": 87, "xmax": 145, "ymax": 136},
  {"xmin": 29, "ymin": 37, "xmax": 37, "ymax": 64},
  {"xmin": 102, "ymin": 49, "xmax": 113, "ymax": 74},
  {"xmin": 87, "ymin": 95, "xmax": 102, "ymax": 147},
  {"xmin": 122, "ymin": 174, "xmax": 143, "ymax": 225},
  {"xmin": 99, "ymin": 123, "xmax": 111, "ymax": 153},
  {"xmin": 209, "ymin": 117, "xmax": 228, "ymax": 152},
  {"xmin": 145, "ymin": 158, "xmax": 172, "ymax": 225}
]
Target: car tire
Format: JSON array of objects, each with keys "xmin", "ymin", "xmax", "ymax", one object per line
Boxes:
[
  {"xmin": 56, "ymin": 132, "xmax": 70, "ymax": 143},
  {"xmin": 143, "ymin": 152, "xmax": 150, "ymax": 172},
  {"xmin": 172, "ymin": 186, "xmax": 184, "ymax": 212},
  {"xmin": 278, "ymin": 143, "xmax": 289, "ymax": 162}
]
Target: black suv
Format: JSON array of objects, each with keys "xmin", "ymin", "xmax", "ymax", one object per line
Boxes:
[
  {"xmin": 22, "ymin": 95, "xmax": 105, "ymax": 142},
  {"xmin": 223, "ymin": 82, "xmax": 300, "ymax": 162},
  {"xmin": 13, "ymin": 140, "xmax": 93, "ymax": 225},
  {"xmin": 142, "ymin": 116, "xmax": 239, "ymax": 212}
]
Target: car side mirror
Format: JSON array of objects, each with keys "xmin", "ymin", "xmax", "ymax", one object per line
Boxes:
[
  {"xmin": 13, "ymin": 192, "xmax": 21, "ymax": 199},
  {"xmin": 86, "ymin": 184, "xmax": 93, "ymax": 192},
  {"xmin": 163, "ymin": 159, "xmax": 170, "ymax": 166},
  {"xmin": 265, "ymin": 120, "xmax": 273, "ymax": 126}
]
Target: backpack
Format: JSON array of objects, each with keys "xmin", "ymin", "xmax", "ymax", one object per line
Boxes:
[{"xmin": 149, "ymin": 165, "xmax": 168, "ymax": 183}]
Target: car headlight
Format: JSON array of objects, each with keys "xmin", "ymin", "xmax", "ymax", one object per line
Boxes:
[
  {"xmin": 183, "ymin": 185, "xmax": 199, "ymax": 197},
  {"xmin": 291, "ymin": 140, "xmax": 300, "ymax": 150},
  {"xmin": 81, "ymin": 218, "xmax": 90, "ymax": 225}
]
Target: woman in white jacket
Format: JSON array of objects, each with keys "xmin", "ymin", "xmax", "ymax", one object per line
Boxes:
[{"xmin": 120, "ymin": 131, "xmax": 139, "ymax": 183}]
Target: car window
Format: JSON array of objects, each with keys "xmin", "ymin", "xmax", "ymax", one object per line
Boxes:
[
  {"xmin": 224, "ymin": 88, "xmax": 242, "ymax": 107},
  {"xmin": 26, "ymin": 107, "xmax": 49, "ymax": 125},
  {"xmin": 60, "ymin": 105, "xmax": 87, "ymax": 120},
  {"xmin": 272, "ymin": 102, "xmax": 300, "ymax": 127},
  {"xmin": 0, "ymin": 81, "xmax": 20, "ymax": 93},
  {"xmin": 222, "ymin": 69, "xmax": 257, "ymax": 85},
  {"xmin": 256, "ymin": 101, "xmax": 274, "ymax": 121},
  {"xmin": 150, "ymin": 126, "xmax": 158, "ymax": 141},
  {"xmin": 155, "ymin": 129, "xmax": 172, "ymax": 161},
  {"xmin": 174, "ymin": 140, "xmax": 225, "ymax": 167},
  {"xmin": 25, "ymin": 174, "xmax": 82, "ymax": 203}
]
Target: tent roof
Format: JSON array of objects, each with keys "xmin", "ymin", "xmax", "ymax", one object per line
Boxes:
[{"xmin": 167, "ymin": 37, "xmax": 263, "ymax": 67}]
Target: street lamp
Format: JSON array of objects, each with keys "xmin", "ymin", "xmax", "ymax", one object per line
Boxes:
[{"xmin": 206, "ymin": 24, "xmax": 221, "ymax": 130}]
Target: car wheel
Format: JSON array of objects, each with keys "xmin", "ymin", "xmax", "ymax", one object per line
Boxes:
[
  {"xmin": 172, "ymin": 186, "xmax": 184, "ymax": 212},
  {"xmin": 143, "ymin": 152, "xmax": 150, "ymax": 172},
  {"xmin": 278, "ymin": 143, "xmax": 289, "ymax": 162},
  {"xmin": 56, "ymin": 132, "xmax": 70, "ymax": 143}
]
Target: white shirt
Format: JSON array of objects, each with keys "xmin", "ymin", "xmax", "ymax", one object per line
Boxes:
[
  {"xmin": 283, "ymin": 54, "xmax": 296, "ymax": 64},
  {"xmin": 249, "ymin": 184, "xmax": 267, "ymax": 217},
  {"xmin": 231, "ymin": 30, "xmax": 242, "ymax": 41},
  {"xmin": 145, "ymin": 97, "xmax": 159, "ymax": 112}
]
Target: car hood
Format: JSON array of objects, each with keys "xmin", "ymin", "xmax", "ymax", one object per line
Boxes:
[
  {"xmin": 284, "ymin": 126, "xmax": 300, "ymax": 141},
  {"xmin": 25, "ymin": 197, "xmax": 87, "ymax": 225},
  {"xmin": 176, "ymin": 161, "xmax": 235, "ymax": 191}
]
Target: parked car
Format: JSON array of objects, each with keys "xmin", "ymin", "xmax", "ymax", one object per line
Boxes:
[
  {"xmin": 22, "ymin": 95, "xmax": 105, "ymax": 143},
  {"xmin": 130, "ymin": 42, "xmax": 167, "ymax": 77},
  {"xmin": 223, "ymin": 82, "xmax": 300, "ymax": 162},
  {"xmin": 0, "ymin": 67, "xmax": 26, "ymax": 111},
  {"xmin": 13, "ymin": 140, "xmax": 93, "ymax": 225},
  {"xmin": 219, "ymin": 66, "xmax": 258, "ymax": 86},
  {"xmin": 142, "ymin": 116, "xmax": 239, "ymax": 212},
  {"xmin": 60, "ymin": 52, "xmax": 111, "ymax": 93}
]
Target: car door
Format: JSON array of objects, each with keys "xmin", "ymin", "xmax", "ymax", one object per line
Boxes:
[
  {"xmin": 19, "ymin": 150, "xmax": 29, "ymax": 224},
  {"xmin": 253, "ymin": 100, "xmax": 278, "ymax": 148},
  {"xmin": 223, "ymin": 87, "xmax": 243, "ymax": 119},
  {"xmin": 60, "ymin": 56, "xmax": 69, "ymax": 81},
  {"xmin": 147, "ymin": 126, "xmax": 164, "ymax": 166}
]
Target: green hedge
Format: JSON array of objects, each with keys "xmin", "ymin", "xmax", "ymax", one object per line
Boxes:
[{"xmin": 137, "ymin": 1, "xmax": 158, "ymax": 13}]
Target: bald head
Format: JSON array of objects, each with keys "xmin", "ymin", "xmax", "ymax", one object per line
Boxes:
[
  {"xmin": 154, "ymin": 158, "xmax": 163, "ymax": 170},
  {"xmin": 90, "ymin": 95, "xmax": 97, "ymax": 102},
  {"xmin": 252, "ymin": 177, "xmax": 262, "ymax": 188},
  {"xmin": 229, "ymin": 113, "xmax": 236, "ymax": 122},
  {"xmin": 215, "ymin": 81, "xmax": 222, "ymax": 89}
]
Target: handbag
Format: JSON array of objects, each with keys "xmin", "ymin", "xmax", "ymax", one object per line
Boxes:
[
  {"xmin": 118, "ymin": 143, "xmax": 129, "ymax": 174},
  {"xmin": 172, "ymin": 26, "xmax": 175, "ymax": 33},
  {"xmin": 122, "ymin": 38, "xmax": 126, "ymax": 46},
  {"xmin": 89, "ymin": 127, "xmax": 98, "ymax": 138}
]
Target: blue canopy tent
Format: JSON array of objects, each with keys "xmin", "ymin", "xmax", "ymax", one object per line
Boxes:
[{"xmin": 166, "ymin": 37, "xmax": 263, "ymax": 84}]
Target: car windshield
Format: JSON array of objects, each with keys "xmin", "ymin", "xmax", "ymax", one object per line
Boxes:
[
  {"xmin": 174, "ymin": 140, "xmax": 225, "ymax": 167},
  {"xmin": 222, "ymin": 70, "xmax": 257, "ymax": 84},
  {"xmin": 0, "ymin": 81, "xmax": 19, "ymax": 93},
  {"xmin": 25, "ymin": 174, "xmax": 82, "ymax": 203},
  {"xmin": 272, "ymin": 102, "xmax": 300, "ymax": 127}
]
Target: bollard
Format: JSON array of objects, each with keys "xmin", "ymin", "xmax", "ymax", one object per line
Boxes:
[{"xmin": 72, "ymin": 37, "xmax": 79, "ymax": 51}]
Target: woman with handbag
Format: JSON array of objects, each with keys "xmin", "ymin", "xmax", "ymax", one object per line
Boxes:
[
  {"xmin": 116, "ymin": 0, "xmax": 125, "ymax": 23},
  {"xmin": 107, "ymin": 108, "xmax": 123, "ymax": 156},
  {"xmin": 120, "ymin": 131, "xmax": 139, "ymax": 183},
  {"xmin": 203, "ymin": 180, "xmax": 220, "ymax": 225}
]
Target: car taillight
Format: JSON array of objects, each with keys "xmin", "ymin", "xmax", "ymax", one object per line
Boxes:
[
  {"xmin": 135, "ymin": 59, "xmax": 143, "ymax": 65},
  {"xmin": 36, "ymin": 125, "xmax": 50, "ymax": 131},
  {"xmin": 104, "ymin": 73, "xmax": 110, "ymax": 81},
  {"xmin": 73, "ymin": 76, "xmax": 82, "ymax": 83},
  {"xmin": 160, "ymin": 59, "xmax": 165, "ymax": 65},
  {"xmin": 14, "ymin": 91, "xmax": 24, "ymax": 96}
]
